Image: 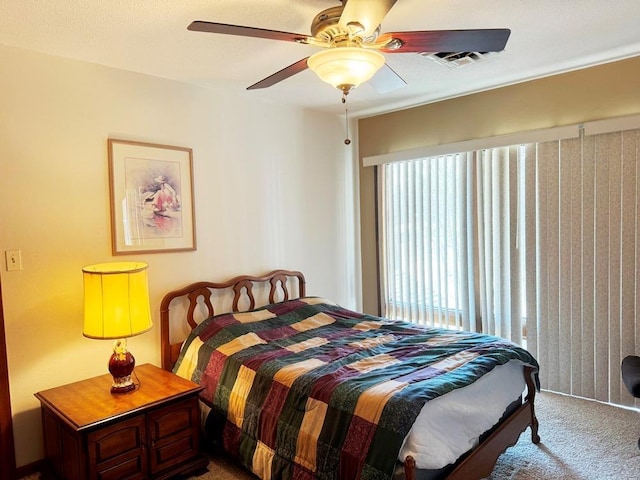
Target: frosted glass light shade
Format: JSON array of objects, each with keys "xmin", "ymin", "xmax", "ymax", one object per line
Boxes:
[
  {"xmin": 82, "ymin": 262, "xmax": 152, "ymax": 339},
  {"xmin": 308, "ymin": 47, "xmax": 385, "ymax": 93}
]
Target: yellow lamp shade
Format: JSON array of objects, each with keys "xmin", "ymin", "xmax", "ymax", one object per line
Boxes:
[
  {"xmin": 82, "ymin": 262, "xmax": 152, "ymax": 339},
  {"xmin": 307, "ymin": 47, "xmax": 386, "ymax": 94}
]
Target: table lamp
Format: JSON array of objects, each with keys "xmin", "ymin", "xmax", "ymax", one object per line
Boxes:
[{"xmin": 82, "ymin": 262, "xmax": 152, "ymax": 393}]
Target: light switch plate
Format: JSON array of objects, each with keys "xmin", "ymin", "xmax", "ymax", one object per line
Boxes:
[{"xmin": 5, "ymin": 250, "xmax": 22, "ymax": 271}]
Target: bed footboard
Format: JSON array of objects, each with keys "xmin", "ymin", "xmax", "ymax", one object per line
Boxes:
[{"xmin": 403, "ymin": 366, "xmax": 539, "ymax": 480}]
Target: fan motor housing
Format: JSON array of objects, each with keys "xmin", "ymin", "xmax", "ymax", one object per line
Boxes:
[
  {"xmin": 311, "ymin": 6, "xmax": 379, "ymax": 44},
  {"xmin": 311, "ymin": 6, "xmax": 345, "ymax": 42}
]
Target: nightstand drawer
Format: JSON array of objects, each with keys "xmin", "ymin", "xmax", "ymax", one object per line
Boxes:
[
  {"xmin": 148, "ymin": 396, "xmax": 200, "ymax": 474},
  {"xmin": 93, "ymin": 455, "xmax": 146, "ymax": 480},
  {"xmin": 87, "ymin": 414, "xmax": 147, "ymax": 479}
]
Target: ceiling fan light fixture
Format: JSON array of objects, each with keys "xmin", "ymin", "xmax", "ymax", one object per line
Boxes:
[{"xmin": 307, "ymin": 47, "xmax": 385, "ymax": 94}]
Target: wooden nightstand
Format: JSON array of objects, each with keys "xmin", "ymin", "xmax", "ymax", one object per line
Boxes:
[{"xmin": 35, "ymin": 363, "xmax": 209, "ymax": 480}]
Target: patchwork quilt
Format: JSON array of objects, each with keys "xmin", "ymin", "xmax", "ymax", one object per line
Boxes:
[{"xmin": 173, "ymin": 298, "xmax": 539, "ymax": 480}]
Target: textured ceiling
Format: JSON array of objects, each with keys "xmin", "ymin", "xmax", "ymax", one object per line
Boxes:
[{"xmin": 1, "ymin": 0, "xmax": 640, "ymax": 118}]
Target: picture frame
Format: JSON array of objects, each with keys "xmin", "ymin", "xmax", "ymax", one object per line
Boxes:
[{"xmin": 107, "ymin": 139, "xmax": 196, "ymax": 255}]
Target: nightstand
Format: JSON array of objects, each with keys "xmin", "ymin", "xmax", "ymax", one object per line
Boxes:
[{"xmin": 35, "ymin": 363, "xmax": 208, "ymax": 480}]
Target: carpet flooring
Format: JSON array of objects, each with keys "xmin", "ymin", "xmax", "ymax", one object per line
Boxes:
[
  {"xmin": 189, "ymin": 390, "xmax": 640, "ymax": 480},
  {"xmin": 486, "ymin": 391, "xmax": 640, "ymax": 479}
]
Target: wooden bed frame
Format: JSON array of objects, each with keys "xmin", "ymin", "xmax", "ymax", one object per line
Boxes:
[{"xmin": 160, "ymin": 269, "xmax": 540, "ymax": 480}]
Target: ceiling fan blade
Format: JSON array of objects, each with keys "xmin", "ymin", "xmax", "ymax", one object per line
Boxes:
[
  {"xmin": 368, "ymin": 63, "xmax": 407, "ymax": 94},
  {"xmin": 188, "ymin": 21, "xmax": 308, "ymax": 43},
  {"xmin": 247, "ymin": 57, "xmax": 310, "ymax": 90},
  {"xmin": 339, "ymin": 0, "xmax": 397, "ymax": 38},
  {"xmin": 380, "ymin": 28, "xmax": 511, "ymax": 53}
]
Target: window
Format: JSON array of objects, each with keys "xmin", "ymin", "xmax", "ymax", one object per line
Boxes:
[
  {"xmin": 379, "ymin": 146, "xmax": 524, "ymax": 342},
  {"xmin": 380, "ymin": 154, "xmax": 470, "ymax": 329},
  {"xmin": 377, "ymin": 123, "xmax": 640, "ymax": 407}
]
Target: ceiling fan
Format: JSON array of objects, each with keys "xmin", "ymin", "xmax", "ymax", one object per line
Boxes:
[{"xmin": 188, "ymin": 0, "xmax": 511, "ymax": 99}]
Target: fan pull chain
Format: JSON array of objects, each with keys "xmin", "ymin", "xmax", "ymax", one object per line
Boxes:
[{"xmin": 343, "ymin": 94, "xmax": 351, "ymax": 145}]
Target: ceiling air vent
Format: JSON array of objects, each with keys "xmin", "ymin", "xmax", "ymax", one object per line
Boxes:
[{"xmin": 420, "ymin": 51, "xmax": 495, "ymax": 69}]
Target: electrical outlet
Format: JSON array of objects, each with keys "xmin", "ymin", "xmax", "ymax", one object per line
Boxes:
[{"xmin": 5, "ymin": 250, "xmax": 22, "ymax": 271}]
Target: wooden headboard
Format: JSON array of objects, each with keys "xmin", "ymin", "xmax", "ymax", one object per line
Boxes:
[{"xmin": 159, "ymin": 269, "xmax": 306, "ymax": 371}]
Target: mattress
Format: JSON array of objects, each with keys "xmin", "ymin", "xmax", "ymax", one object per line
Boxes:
[{"xmin": 399, "ymin": 359, "xmax": 525, "ymax": 469}]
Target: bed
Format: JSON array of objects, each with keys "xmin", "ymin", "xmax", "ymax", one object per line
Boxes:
[{"xmin": 160, "ymin": 269, "xmax": 540, "ymax": 480}]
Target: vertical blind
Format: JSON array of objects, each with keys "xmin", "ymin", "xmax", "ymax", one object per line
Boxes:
[
  {"xmin": 531, "ymin": 128, "xmax": 640, "ymax": 405},
  {"xmin": 379, "ymin": 126, "xmax": 640, "ymax": 407},
  {"xmin": 380, "ymin": 147, "xmax": 523, "ymax": 343},
  {"xmin": 475, "ymin": 147, "xmax": 523, "ymax": 343},
  {"xmin": 380, "ymin": 153, "xmax": 473, "ymax": 330}
]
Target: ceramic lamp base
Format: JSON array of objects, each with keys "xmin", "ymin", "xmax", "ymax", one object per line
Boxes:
[{"xmin": 108, "ymin": 339, "xmax": 136, "ymax": 394}]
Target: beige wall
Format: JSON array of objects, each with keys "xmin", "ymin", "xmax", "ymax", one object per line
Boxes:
[
  {"xmin": 357, "ymin": 56, "xmax": 640, "ymax": 315},
  {"xmin": 0, "ymin": 45, "xmax": 358, "ymax": 467}
]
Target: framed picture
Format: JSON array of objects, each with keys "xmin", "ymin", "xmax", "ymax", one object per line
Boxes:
[{"xmin": 108, "ymin": 139, "xmax": 196, "ymax": 254}]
